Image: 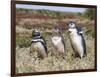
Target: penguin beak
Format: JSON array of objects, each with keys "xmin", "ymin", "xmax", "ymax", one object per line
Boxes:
[
  {"xmin": 68, "ymin": 29, "xmax": 72, "ymax": 33},
  {"xmin": 68, "ymin": 31, "xmax": 71, "ymax": 33}
]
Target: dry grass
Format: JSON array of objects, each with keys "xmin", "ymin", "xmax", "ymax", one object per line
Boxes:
[
  {"xmin": 16, "ymin": 30, "xmax": 95, "ymax": 73},
  {"xmin": 15, "ymin": 11, "xmax": 95, "ymax": 73}
]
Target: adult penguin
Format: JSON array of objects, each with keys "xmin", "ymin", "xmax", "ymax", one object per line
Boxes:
[
  {"xmin": 68, "ymin": 21, "xmax": 86, "ymax": 58},
  {"xmin": 30, "ymin": 29, "xmax": 47, "ymax": 58}
]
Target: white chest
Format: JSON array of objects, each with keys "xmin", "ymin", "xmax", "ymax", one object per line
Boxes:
[
  {"xmin": 70, "ymin": 33, "xmax": 84, "ymax": 57},
  {"xmin": 51, "ymin": 36, "xmax": 62, "ymax": 46},
  {"xmin": 70, "ymin": 33, "xmax": 81, "ymax": 44}
]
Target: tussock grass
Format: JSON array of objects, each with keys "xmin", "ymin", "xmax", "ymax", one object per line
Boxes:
[
  {"xmin": 16, "ymin": 30, "xmax": 95, "ymax": 73},
  {"xmin": 15, "ymin": 11, "xmax": 96, "ymax": 73}
]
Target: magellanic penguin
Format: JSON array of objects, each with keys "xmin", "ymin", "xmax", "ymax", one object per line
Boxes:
[
  {"xmin": 68, "ymin": 21, "xmax": 86, "ymax": 58},
  {"xmin": 30, "ymin": 29, "xmax": 48, "ymax": 59},
  {"xmin": 51, "ymin": 27, "xmax": 66, "ymax": 54}
]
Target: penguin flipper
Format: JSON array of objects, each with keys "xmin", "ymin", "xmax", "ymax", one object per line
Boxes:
[
  {"xmin": 40, "ymin": 36, "xmax": 47, "ymax": 45},
  {"xmin": 61, "ymin": 37, "xmax": 66, "ymax": 52},
  {"xmin": 41, "ymin": 41, "xmax": 47, "ymax": 53},
  {"xmin": 81, "ymin": 35, "xmax": 87, "ymax": 57}
]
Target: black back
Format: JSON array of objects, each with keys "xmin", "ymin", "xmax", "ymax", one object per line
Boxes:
[
  {"xmin": 77, "ymin": 27, "xmax": 86, "ymax": 56},
  {"xmin": 80, "ymin": 34, "xmax": 87, "ymax": 57}
]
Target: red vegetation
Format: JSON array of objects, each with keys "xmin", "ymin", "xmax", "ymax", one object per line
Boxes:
[{"xmin": 16, "ymin": 12, "xmax": 51, "ymax": 19}]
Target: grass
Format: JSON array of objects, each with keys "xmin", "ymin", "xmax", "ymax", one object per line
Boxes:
[
  {"xmin": 15, "ymin": 10, "xmax": 96, "ymax": 73},
  {"xmin": 16, "ymin": 29, "xmax": 95, "ymax": 73},
  {"xmin": 85, "ymin": 28, "xmax": 95, "ymax": 38},
  {"xmin": 16, "ymin": 36, "xmax": 31, "ymax": 48}
]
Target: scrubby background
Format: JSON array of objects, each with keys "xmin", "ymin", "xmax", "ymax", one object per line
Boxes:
[{"xmin": 16, "ymin": 8, "xmax": 96, "ymax": 73}]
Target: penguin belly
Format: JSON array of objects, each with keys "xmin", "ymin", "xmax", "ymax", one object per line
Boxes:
[
  {"xmin": 52, "ymin": 36, "xmax": 65, "ymax": 54},
  {"xmin": 30, "ymin": 42, "xmax": 47, "ymax": 58},
  {"xmin": 56, "ymin": 42, "xmax": 65, "ymax": 54},
  {"xmin": 70, "ymin": 34, "xmax": 84, "ymax": 58}
]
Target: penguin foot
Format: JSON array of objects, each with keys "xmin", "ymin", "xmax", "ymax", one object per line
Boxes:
[{"xmin": 72, "ymin": 53, "xmax": 80, "ymax": 58}]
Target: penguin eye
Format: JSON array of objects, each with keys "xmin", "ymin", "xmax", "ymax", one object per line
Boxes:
[{"xmin": 71, "ymin": 23, "xmax": 72, "ymax": 25}]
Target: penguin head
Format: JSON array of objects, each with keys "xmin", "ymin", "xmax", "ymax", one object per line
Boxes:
[
  {"xmin": 32, "ymin": 29, "xmax": 40, "ymax": 37},
  {"xmin": 53, "ymin": 26, "xmax": 60, "ymax": 33},
  {"xmin": 68, "ymin": 21, "xmax": 77, "ymax": 34},
  {"xmin": 68, "ymin": 21, "xmax": 76, "ymax": 28}
]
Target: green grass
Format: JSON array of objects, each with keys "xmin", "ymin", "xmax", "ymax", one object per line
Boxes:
[
  {"xmin": 85, "ymin": 28, "xmax": 95, "ymax": 38},
  {"xmin": 16, "ymin": 36, "xmax": 31, "ymax": 48}
]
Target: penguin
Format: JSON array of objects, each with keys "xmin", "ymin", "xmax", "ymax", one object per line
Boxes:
[
  {"xmin": 30, "ymin": 29, "xmax": 47, "ymax": 58},
  {"xmin": 68, "ymin": 21, "xmax": 86, "ymax": 58},
  {"xmin": 51, "ymin": 27, "xmax": 66, "ymax": 54}
]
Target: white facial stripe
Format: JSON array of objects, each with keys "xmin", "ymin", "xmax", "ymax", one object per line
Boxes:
[
  {"xmin": 79, "ymin": 31, "xmax": 83, "ymax": 34},
  {"xmin": 32, "ymin": 39, "xmax": 44, "ymax": 42}
]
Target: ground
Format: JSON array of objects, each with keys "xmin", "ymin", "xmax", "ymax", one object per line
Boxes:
[
  {"xmin": 16, "ymin": 31, "xmax": 95, "ymax": 73},
  {"xmin": 15, "ymin": 9, "xmax": 96, "ymax": 73}
]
